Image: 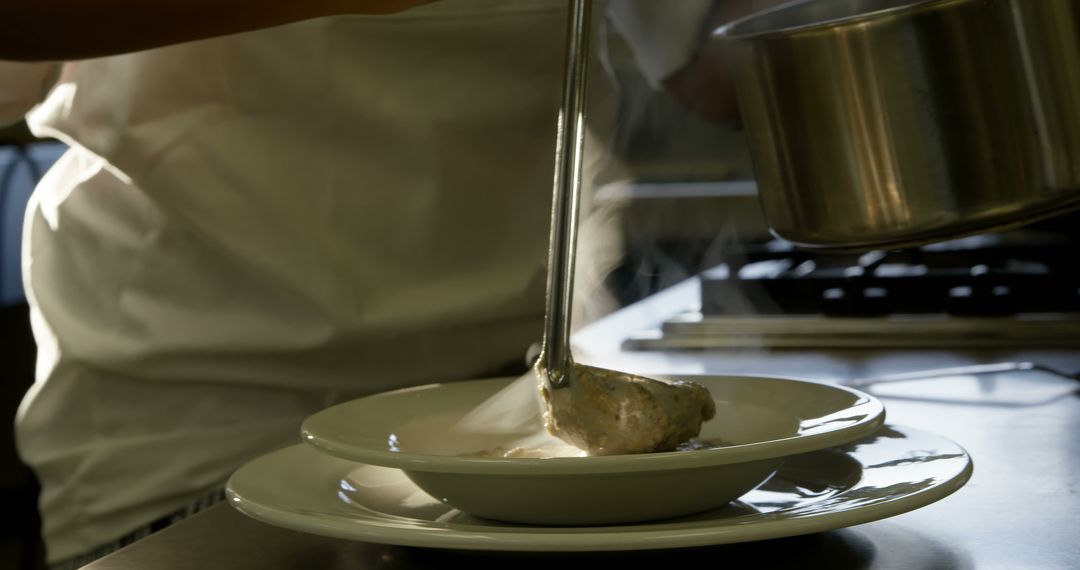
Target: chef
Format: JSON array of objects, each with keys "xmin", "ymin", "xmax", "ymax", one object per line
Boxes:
[{"xmin": 0, "ymin": 0, "xmax": 759, "ymax": 567}]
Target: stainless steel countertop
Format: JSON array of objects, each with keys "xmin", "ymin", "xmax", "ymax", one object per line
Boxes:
[{"xmin": 86, "ymin": 279, "xmax": 1080, "ymax": 569}]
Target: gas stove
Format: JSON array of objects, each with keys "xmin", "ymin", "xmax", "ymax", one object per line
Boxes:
[{"xmin": 620, "ymin": 230, "xmax": 1080, "ymax": 349}]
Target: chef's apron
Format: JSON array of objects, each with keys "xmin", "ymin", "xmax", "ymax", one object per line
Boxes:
[
  {"xmin": 12, "ymin": 0, "xmax": 712, "ymax": 561},
  {"xmin": 17, "ymin": 1, "xmax": 581, "ymax": 560}
]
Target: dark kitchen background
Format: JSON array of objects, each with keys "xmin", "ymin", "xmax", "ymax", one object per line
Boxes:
[{"xmin": 1, "ymin": 118, "xmax": 57, "ymax": 570}]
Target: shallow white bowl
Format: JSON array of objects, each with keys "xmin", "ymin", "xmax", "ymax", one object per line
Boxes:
[{"xmin": 300, "ymin": 374, "xmax": 885, "ymax": 525}]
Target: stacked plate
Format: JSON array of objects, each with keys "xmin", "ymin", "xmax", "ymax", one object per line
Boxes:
[{"xmin": 226, "ymin": 374, "xmax": 972, "ymax": 551}]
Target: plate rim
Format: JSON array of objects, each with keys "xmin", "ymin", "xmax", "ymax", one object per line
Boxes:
[{"xmin": 227, "ymin": 424, "xmax": 972, "ymax": 552}]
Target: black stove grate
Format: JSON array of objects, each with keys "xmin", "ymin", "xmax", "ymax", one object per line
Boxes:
[{"xmin": 700, "ymin": 232, "xmax": 1080, "ymax": 318}]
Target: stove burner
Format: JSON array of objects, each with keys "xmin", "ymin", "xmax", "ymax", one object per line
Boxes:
[
  {"xmin": 619, "ymin": 231, "xmax": 1080, "ymax": 350},
  {"xmin": 701, "ymin": 233, "xmax": 1080, "ymax": 317}
]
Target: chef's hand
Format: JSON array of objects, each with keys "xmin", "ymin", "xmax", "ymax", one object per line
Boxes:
[
  {"xmin": 662, "ymin": 0, "xmax": 789, "ymax": 125},
  {"xmin": 0, "ymin": 0, "xmax": 440, "ymax": 61}
]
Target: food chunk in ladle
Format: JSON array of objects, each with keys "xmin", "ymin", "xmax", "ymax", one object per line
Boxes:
[
  {"xmin": 534, "ymin": 0, "xmax": 714, "ymax": 457},
  {"xmin": 538, "ymin": 362, "xmax": 716, "ymax": 455}
]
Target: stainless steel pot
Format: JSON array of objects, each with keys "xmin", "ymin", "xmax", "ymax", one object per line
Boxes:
[{"xmin": 717, "ymin": 0, "xmax": 1080, "ymax": 250}]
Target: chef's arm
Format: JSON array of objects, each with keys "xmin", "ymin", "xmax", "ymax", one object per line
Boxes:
[{"xmin": 0, "ymin": 0, "xmax": 435, "ymax": 61}]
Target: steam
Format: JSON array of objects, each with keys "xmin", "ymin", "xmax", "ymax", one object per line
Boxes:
[{"xmin": 453, "ymin": 368, "xmax": 544, "ymax": 434}]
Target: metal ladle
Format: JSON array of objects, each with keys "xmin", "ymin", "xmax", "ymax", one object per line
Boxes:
[{"xmin": 534, "ymin": 0, "xmax": 715, "ymax": 456}]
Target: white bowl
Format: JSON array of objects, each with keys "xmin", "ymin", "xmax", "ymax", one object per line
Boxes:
[{"xmin": 300, "ymin": 374, "xmax": 885, "ymax": 525}]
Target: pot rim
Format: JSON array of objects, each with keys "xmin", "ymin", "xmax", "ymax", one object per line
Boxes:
[{"xmin": 715, "ymin": 0, "xmax": 968, "ymax": 42}]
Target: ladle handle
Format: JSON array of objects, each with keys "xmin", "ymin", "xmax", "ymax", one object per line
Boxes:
[{"xmin": 540, "ymin": 0, "xmax": 592, "ymax": 389}]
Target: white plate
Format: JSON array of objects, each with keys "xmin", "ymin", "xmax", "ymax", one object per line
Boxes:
[
  {"xmin": 227, "ymin": 425, "xmax": 971, "ymax": 552},
  {"xmin": 298, "ymin": 375, "xmax": 885, "ymax": 525}
]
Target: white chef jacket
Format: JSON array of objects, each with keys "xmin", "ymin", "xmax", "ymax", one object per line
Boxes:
[{"xmin": 1, "ymin": 0, "xmax": 711, "ymax": 561}]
